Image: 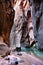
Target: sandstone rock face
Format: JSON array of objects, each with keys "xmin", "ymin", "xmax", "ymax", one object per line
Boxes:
[
  {"xmin": 0, "ymin": 0, "xmax": 43, "ymax": 50},
  {"xmin": 10, "ymin": 0, "xmax": 35, "ymax": 49},
  {"xmin": 30, "ymin": 0, "xmax": 43, "ymax": 50},
  {"xmin": 0, "ymin": 0, "xmax": 14, "ymax": 46},
  {"xmin": 10, "ymin": 0, "xmax": 24, "ymax": 49}
]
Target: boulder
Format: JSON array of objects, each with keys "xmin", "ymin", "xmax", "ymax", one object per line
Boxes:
[{"xmin": 0, "ymin": 42, "xmax": 11, "ymax": 57}]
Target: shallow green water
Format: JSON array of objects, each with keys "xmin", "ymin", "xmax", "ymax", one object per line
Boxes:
[{"xmin": 21, "ymin": 47, "xmax": 43, "ymax": 60}]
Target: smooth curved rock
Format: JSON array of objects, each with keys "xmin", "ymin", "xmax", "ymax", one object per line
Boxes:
[{"xmin": 0, "ymin": 42, "xmax": 11, "ymax": 57}]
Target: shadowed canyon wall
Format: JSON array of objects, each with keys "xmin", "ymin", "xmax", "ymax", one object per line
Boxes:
[
  {"xmin": 0, "ymin": 0, "xmax": 43, "ymax": 50},
  {"xmin": 30, "ymin": 0, "xmax": 43, "ymax": 50},
  {"xmin": 0, "ymin": 0, "xmax": 14, "ymax": 46}
]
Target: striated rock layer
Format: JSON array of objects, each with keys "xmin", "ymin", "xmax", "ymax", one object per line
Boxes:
[
  {"xmin": 0, "ymin": 0, "xmax": 43, "ymax": 51},
  {"xmin": 30, "ymin": 0, "xmax": 43, "ymax": 50}
]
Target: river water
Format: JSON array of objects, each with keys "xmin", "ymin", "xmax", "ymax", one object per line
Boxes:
[{"xmin": 21, "ymin": 47, "xmax": 43, "ymax": 61}]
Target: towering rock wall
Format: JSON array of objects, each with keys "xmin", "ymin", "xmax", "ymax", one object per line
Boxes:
[
  {"xmin": 0, "ymin": 0, "xmax": 35, "ymax": 47},
  {"xmin": 0, "ymin": 0, "xmax": 14, "ymax": 46},
  {"xmin": 1, "ymin": 0, "xmax": 43, "ymax": 51},
  {"xmin": 10, "ymin": 0, "xmax": 35, "ymax": 49},
  {"xmin": 30, "ymin": 0, "xmax": 43, "ymax": 50}
]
